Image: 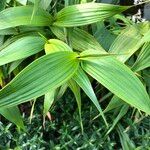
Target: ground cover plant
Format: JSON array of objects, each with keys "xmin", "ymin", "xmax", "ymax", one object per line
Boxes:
[{"xmin": 0, "ymin": 0, "xmax": 150, "ymax": 149}]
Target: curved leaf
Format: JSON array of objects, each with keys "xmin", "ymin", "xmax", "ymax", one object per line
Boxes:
[
  {"xmin": 132, "ymin": 42, "xmax": 150, "ymax": 72},
  {"xmin": 0, "ymin": 51, "xmax": 79, "ymax": 108},
  {"xmin": 0, "ymin": 35, "xmax": 45, "ymax": 66},
  {"xmin": 54, "ymin": 3, "xmax": 131, "ymax": 27},
  {"xmin": 50, "ymin": 27, "xmax": 105, "ymax": 52},
  {"xmin": 109, "ymin": 25, "xmax": 142, "ymax": 62},
  {"xmin": 0, "ymin": 6, "xmax": 52, "ymax": 30},
  {"xmin": 0, "ymin": 106, "xmax": 25, "ymax": 130},
  {"xmin": 81, "ymin": 56, "xmax": 150, "ymax": 114},
  {"xmin": 73, "ymin": 67, "xmax": 108, "ymax": 126},
  {"xmin": 45, "ymin": 39, "xmax": 72, "ymax": 54}
]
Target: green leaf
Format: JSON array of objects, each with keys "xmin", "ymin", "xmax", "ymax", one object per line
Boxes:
[
  {"xmin": 0, "ymin": 106, "xmax": 25, "ymax": 130},
  {"xmin": 54, "ymin": 3, "xmax": 131, "ymax": 27},
  {"xmin": 50, "ymin": 26, "xmax": 105, "ymax": 52},
  {"xmin": 104, "ymin": 96, "xmax": 125, "ymax": 113},
  {"xmin": 0, "ymin": 51, "xmax": 79, "ymax": 108},
  {"xmin": 81, "ymin": 56, "xmax": 150, "ymax": 114},
  {"xmin": 73, "ymin": 67, "xmax": 108, "ymax": 126},
  {"xmin": 68, "ymin": 28, "xmax": 105, "ymax": 52},
  {"xmin": 109, "ymin": 25, "xmax": 142, "ymax": 62},
  {"xmin": 0, "ymin": 6, "xmax": 52, "ymax": 30},
  {"xmin": 45, "ymin": 39, "xmax": 72, "ymax": 54},
  {"xmin": 132, "ymin": 42, "xmax": 150, "ymax": 72},
  {"xmin": 43, "ymin": 90, "xmax": 55, "ymax": 116},
  {"xmin": 0, "ymin": 35, "xmax": 45, "ymax": 66},
  {"xmin": 68, "ymin": 79, "xmax": 83, "ymax": 133},
  {"xmin": 106, "ymin": 105, "xmax": 129, "ymax": 135}
]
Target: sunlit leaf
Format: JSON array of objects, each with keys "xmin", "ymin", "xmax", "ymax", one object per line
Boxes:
[
  {"xmin": 73, "ymin": 67, "xmax": 108, "ymax": 126},
  {"xmin": 0, "ymin": 51, "xmax": 79, "ymax": 108},
  {"xmin": 0, "ymin": 6, "xmax": 52, "ymax": 30},
  {"xmin": 0, "ymin": 35, "xmax": 45, "ymax": 66},
  {"xmin": 54, "ymin": 3, "xmax": 130, "ymax": 27},
  {"xmin": 81, "ymin": 56, "xmax": 150, "ymax": 114}
]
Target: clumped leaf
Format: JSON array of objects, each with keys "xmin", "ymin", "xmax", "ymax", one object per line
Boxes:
[
  {"xmin": 81, "ymin": 56, "xmax": 150, "ymax": 114},
  {"xmin": 50, "ymin": 27, "xmax": 105, "ymax": 52},
  {"xmin": 68, "ymin": 28, "xmax": 105, "ymax": 52},
  {"xmin": 73, "ymin": 67, "xmax": 108, "ymax": 126},
  {"xmin": 132, "ymin": 42, "xmax": 150, "ymax": 72},
  {"xmin": 0, "ymin": 35, "xmax": 45, "ymax": 66},
  {"xmin": 0, "ymin": 6, "xmax": 52, "ymax": 30},
  {"xmin": 109, "ymin": 25, "xmax": 142, "ymax": 62},
  {"xmin": 0, "ymin": 51, "xmax": 79, "ymax": 108},
  {"xmin": 54, "ymin": 3, "xmax": 131, "ymax": 27}
]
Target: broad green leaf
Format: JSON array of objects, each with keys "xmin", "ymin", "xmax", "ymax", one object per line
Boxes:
[
  {"xmin": 54, "ymin": 3, "xmax": 131, "ymax": 27},
  {"xmin": 109, "ymin": 25, "xmax": 142, "ymax": 62},
  {"xmin": 0, "ymin": 6, "xmax": 52, "ymax": 30},
  {"xmin": 81, "ymin": 56, "xmax": 150, "ymax": 114},
  {"xmin": 45, "ymin": 39, "xmax": 72, "ymax": 54},
  {"xmin": 0, "ymin": 35, "xmax": 45, "ymax": 66},
  {"xmin": 132, "ymin": 42, "xmax": 150, "ymax": 72},
  {"xmin": 68, "ymin": 28, "xmax": 105, "ymax": 52},
  {"xmin": 0, "ymin": 106, "xmax": 25, "ymax": 130},
  {"xmin": 43, "ymin": 90, "xmax": 55, "ymax": 116},
  {"xmin": 0, "ymin": 51, "xmax": 79, "ymax": 108},
  {"xmin": 68, "ymin": 79, "xmax": 83, "ymax": 133},
  {"xmin": 50, "ymin": 26, "xmax": 65, "ymax": 41},
  {"xmin": 73, "ymin": 67, "xmax": 108, "ymax": 126},
  {"xmin": 50, "ymin": 26, "xmax": 105, "ymax": 52}
]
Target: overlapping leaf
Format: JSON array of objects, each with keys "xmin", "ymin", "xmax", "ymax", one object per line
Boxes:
[
  {"xmin": 73, "ymin": 67, "xmax": 108, "ymax": 126},
  {"xmin": 0, "ymin": 35, "xmax": 45, "ymax": 66},
  {"xmin": 109, "ymin": 25, "xmax": 142, "ymax": 62},
  {"xmin": 50, "ymin": 26, "xmax": 105, "ymax": 52},
  {"xmin": 81, "ymin": 56, "xmax": 150, "ymax": 114},
  {"xmin": 0, "ymin": 6, "xmax": 52, "ymax": 30},
  {"xmin": 54, "ymin": 3, "xmax": 131, "ymax": 27},
  {"xmin": 0, "ymin": 51, "xmax": 79, "ymax": 108},
  {"xmin": 132, "ymin": 42, "xmax": 150, "ymax": 72}
]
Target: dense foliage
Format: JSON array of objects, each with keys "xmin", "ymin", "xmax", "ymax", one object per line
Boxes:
[{"xmin": 0, "ymin": 0, "xmax": 150, "ymax": 149}]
